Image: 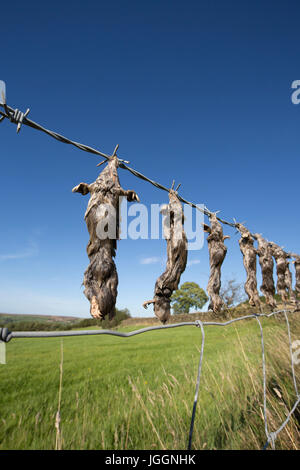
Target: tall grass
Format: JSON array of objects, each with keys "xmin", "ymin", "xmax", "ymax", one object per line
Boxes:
[{"xmin": 0, "ymin": 314, "xmax": 299, "ymax": 449}]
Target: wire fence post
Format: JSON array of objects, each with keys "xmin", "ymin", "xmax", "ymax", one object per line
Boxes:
[
  {"xmin": 188, "ymin": 320, "xmax": 205, "ymax": 450},
  {"xmin": 0, "ymin": 340, "xmax": 6, "ymax": 365},
  {"xmin": 283, "ymin": 310, "xmax": 299, "ymax": 398}
]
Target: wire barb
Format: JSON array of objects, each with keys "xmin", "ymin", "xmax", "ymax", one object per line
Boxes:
[
  {"xmin": 0, "ymin": 327, "xmax": 12, "ymax": 343},
  {"xmin": 0, "ymin": 102, "xmax": 30, "ymax": 132}
]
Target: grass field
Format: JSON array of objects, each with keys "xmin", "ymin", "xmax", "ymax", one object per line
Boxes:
[{"xmin": 0, "ymin": 313, "xmax": 299, "ymax": 450}]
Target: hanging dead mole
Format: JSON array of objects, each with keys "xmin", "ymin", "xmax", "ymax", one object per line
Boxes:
[
  {"xmin": 285, "ymin": 260, "xmax": 297, "ymax": 305},
  {"xmin": 253, "ymin": 233, "xmax": 277, "ymax": 310},
  {"xmin": 290, "ymin": 253, "xmax": 300, "ymax": 297},
  {"xmin": 268, "ymin": 243, "xmax": 288, "ymax": 303},
  {"xmin": 203, "ymin": 213, "xmax": 230, "ymax": 313},
  {"xmin": 72, "ymin": 155, "xmax": 139, "ymax": 320},
  {"xmin": 268, "ymin": 242, "xmax": 297, "ymax": 305},
  {"xmin": 143, "ymin": 185, "xmax": 188, "ymax": 324},
  {"xmin": 236, "ymin": 223, "xmax": 261, "ymax": 308}
]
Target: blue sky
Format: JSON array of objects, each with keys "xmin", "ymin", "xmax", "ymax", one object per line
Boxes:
[{"xmin": 0, "ymin": 0, "xmax": 300, "ymax": 318}]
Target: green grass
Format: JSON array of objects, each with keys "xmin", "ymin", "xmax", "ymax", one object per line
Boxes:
[{"xmin": 0, "ymin": 315, "xmax": 299, "ymax": 450}]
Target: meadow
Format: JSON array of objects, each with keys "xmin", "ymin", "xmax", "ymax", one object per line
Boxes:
[{"xmin": 0, "ymin": 313, "xmax": 299, "ymax": 450}]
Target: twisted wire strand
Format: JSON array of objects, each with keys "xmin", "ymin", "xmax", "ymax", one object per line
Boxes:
[
  {"xmin": 284, "ymin": 310, "xmax": 299, "ymax": 398},
  {"xmin": 188, "ymin": 320, "xmax": 205, "ymax": 450},
  {"xmin": 0, "ymin": 310, "xmax": 286, "ymax": 342},
  {"xmin": 255, "ymin": 315, "xmax": 274, "ymax": 448},
  {"xmin": 0, "ymin": 104, "xmax": 113, "ymax": 160},
  {"xmin": 2, "ymin": 102, "xmax": 300, "ymax": 233},
  {"xmin": 0, "ymin": 102, "xmax": 235, "ymax": 226}
]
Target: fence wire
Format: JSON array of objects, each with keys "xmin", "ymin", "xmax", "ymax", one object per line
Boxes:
[
  {"xmin": 0, "ymin": 100, "xmax": 246, "ymax": 227},
  {"xmin": 3, "ymin": 99, "xmax": 299, "ymax": 238},
  {"xmin": 1, "ymin": 308, "xmax": 299, "ymax": 450}
]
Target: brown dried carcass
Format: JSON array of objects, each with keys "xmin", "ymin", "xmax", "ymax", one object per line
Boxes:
[
  {"xmin": 72, "ymin": 155, "xmax": 139, "ymax": 320},
  {"xmin": 269, "ymin": 243, "xmax": 288, "ymax": 302},
  {"xmin": 268, "ymin": 242, "xmax": 296, "ymax": 304},
  {"xmin": 290, "ymin": 253, "xmax": 300, "ymax": 296},
  {"xmin": 285, "ymin": 261, "xmax": 297, "ymax": 304},
  {"xmin": 236, "ymin": 223, "xmax": 261, "ymax": 308},
  {"xmin": 203, "ymin": 213, "xmax": 230, "ymax": 313},
  {"xmin": 253, "ymin": 233, "xmax": 277, "ymax": 309},
  {"xmin": 143, "ymin": 188, "xmax": 188, "ymax": 324}
]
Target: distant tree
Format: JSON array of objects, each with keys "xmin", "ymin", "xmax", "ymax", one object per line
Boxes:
[
  {"xmin": 220, "ymin": 279, "xmax": 246, "ymax": 308},
  {"xmin": 171, "ymin": 282, "xmax": 208, "ymax": 314},
  {"xmin": 100, "ymin": 308, "xmax": 131, "ymax": 328}
]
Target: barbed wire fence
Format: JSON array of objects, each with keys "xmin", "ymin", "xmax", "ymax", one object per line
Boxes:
[
  {"xmin": 0, "ymin": 94, "xmax": 268, "ymax": 231},
  {"xmin": 1, "ymin": 308, "xmax": 299, "ymax": 450},
  {"xmin": 0, "ymin": 86, "xmax": 299, "ymax": 450},
  {"xmin": 1, "ymin": 90, "xmax": 299, "ymax": 255}
]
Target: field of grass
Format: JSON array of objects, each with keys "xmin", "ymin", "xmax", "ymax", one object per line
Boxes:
[{"xmin": 0, "ymin": 313, "xmax": 299, "ymax": 450}]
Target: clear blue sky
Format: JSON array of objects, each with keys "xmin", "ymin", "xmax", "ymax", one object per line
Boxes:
[{"xmin": 0, "ymin": 0, "xmax": 299, "ymax": 318}]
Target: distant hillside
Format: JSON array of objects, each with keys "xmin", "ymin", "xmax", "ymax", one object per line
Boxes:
[
  {"xmin": 0, "ymin": 309, "xmax": 131, "ymax": 332},
  {"xmin": 0, "ymin": 313, "xmax": 84, "ymax": 324}
]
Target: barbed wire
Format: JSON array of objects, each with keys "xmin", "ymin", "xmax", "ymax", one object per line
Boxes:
[
  {"xmin": 1, "ymin": 308, "xmax": 299, "ymax": 450},
  {"xmin": 0, "ymin": 100, "xmax": 242, "ymax": 227},
  {"xmin": 188, "ymin": 319, "xmax": 205, "ymax": 450},
  {"xmin": 3, "ymin": 99, "xmax": 300, "ymax": 249},
  {"xmin": 284, "ymin": 311, "xmax": 299, "ymax": 398}
]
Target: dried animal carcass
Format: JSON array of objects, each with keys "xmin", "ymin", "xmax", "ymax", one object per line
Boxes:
[
  {"xmin": 143, "ymin": 188, "xmax": 188, "ymax": 324},
  {"xmin": 285, "ymin": 261, "xmax": 297, "ymax": 305},
  {"xmin": 268, "ymin": 242, "xmax": 297, "ymax": 304},
  {"xmin": 203, "ymin": 213, "xmax": 230, "ymax": 313},
  {"xmin": 269, "ymin": 243, "xmax": 288, "ymax": 303},
  {"xmin": 72, "ymin": 156, "xmax": 139, "ymax": 320},
  {"xmin": 253, "ymin": 233, "xmax": 277, "ymax": 310},
  {"xmin": 236, "ymin": 223, "xmax": 261, "ymax": 308},
  {"xmin": 290, "ymin": 253, "xmax": 300, "ymax": 296}
]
